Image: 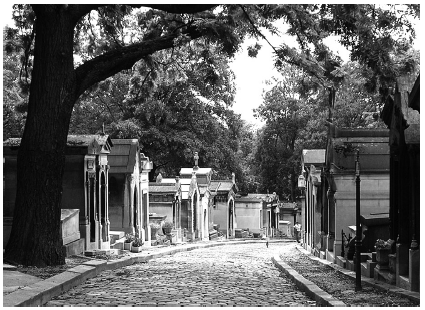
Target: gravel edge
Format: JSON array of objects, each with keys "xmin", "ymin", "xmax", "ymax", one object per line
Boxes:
[
  {"xmin": 295, "ymin": 245, "xmax": 420, "ymax": 304},
  {"xmin": 272, "ymin": 256, "xmax": 346, "ymax": 307}
]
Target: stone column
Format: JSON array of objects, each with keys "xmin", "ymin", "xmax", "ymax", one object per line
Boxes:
[
  {"xmin": 105, "ymin": 165, "xmax": 110, "ymax": 243},
  {"xmin": 321, "ymin": 172, "xmax": 328, "ymax": 251},
  {"xmin": 327, "ymin": 189, "xmax": 336, "ymax": 252},
  {"xmin": 123, "ymin": 174, "xmax": 130, "ymax": 231},
  {"xmin": 138, "ymin": 176, "xmax": 145, "ymax": 242},
  {"xmin": 83, "ymin": 174, "xmax": 91, "ymax": 250},
  {"xmin": 127, "ymin": 174, "xmax": 135, "ymax": 234}
]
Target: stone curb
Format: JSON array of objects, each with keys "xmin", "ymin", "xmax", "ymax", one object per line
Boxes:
[
  {"xmin": 4, "ymin": 239, "xmax": 290, "ymax": 307},
  {"xmin": 295, "ymin": 245, "xmax": 420, "ymax": 304},
  {"xmin": 271, "ymin": 256, "xmax": 346, "ymax": 307}
]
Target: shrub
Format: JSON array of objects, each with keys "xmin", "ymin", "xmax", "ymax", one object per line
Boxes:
[
  {"xmin": 132, "ymin": 237, "xmax": 144, "ymax": 247},
  {"xmin": 124, "ymin": 233, "xmax": 135, "ymax": 243},
  {"xmin": 162, "ymin": 220, "xmax": 174, "ymax": 229},
  {"xmin": 375, "ymin": 239, "xmax": 393, "ymax": 250}
]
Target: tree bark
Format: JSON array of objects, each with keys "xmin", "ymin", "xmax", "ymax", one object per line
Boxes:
[{"xmin": 5, "ymin": 6, "xmax": 77, "ymax": 266}]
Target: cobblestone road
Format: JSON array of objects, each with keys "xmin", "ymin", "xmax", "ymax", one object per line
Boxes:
[{"xmin": 45, "ymin": 242, "xmax": 317, "ymax": 307}]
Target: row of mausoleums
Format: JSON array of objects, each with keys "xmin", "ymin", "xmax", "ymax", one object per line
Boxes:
[
  {"xmin": 3, "ymin": 138, "xmax": 298, "ymax": 256},
  {"xmin": 298, "ymin": 74, "xmax": 420, "ymax": 293},
  {"xmin": 3, "ymin": 137, "xmax": 152, "ymax": 255}
]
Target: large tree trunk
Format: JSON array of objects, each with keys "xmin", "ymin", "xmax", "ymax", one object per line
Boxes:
[{"xmin": 4, "ymin": 6, "xmax": 77, "ymax": 267}]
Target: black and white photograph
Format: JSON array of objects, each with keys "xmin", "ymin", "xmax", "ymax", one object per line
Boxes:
[{"xmin": 3, "ymin": 3, "xmax": 420, "ymax": 307}]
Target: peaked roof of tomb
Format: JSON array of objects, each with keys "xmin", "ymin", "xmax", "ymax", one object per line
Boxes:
[
  {"xmin": 109, "ymin": 139, "xmax": 139, "ymax": 174},
  {"xmin": 148, "ymin": 183, "xmax": 179, "ymax": 193},
  {"xmin": 235, "ymin": 193, "xmax": 270, "ymax": 202},
  {"xmin": 209, "ymin": 180, "xmax": 238, "ymax": 194}
]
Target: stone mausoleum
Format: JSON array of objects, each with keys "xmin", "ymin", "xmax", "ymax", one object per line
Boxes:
[
  {"xmin": 3, "ymin": 134, "xmax": 114, "ymax": 255},
  {"xmin": 108, "ymin": 139, "xmax": 152, "ymax": 247}
]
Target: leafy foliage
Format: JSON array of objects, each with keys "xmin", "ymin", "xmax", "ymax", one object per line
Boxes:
[
  {"xmin": 69, "ymin": 39, "xmax": 243, "ymax": 181},
  {"xmin": 3, "ymin": 28, "xmax": 29, "ymax": 139},
  {"xmin": 255, "ymin": 4, "xmax": 419, "ymax": 96}
]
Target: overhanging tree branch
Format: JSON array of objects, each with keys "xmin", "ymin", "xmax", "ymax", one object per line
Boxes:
[
  {"xmin": 75, "ymin": 28, "xmax": 203, "ymax": 97},
  {"xmin": 238, "ymin": 4, "xmax": 280, "ymax": 56}
]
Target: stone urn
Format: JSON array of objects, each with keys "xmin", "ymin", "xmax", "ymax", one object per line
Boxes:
[
  {"xmin": 150, "ymin": 228, "xmax": 158, "ymax": 240},
  {"xmin": 376, "ymin": 248, "xmax": 390, "ymax": 269}
]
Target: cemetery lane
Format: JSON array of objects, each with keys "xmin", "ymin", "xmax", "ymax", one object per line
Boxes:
[{"xmin": 45, "ymin": 242, "xmax": 317, "ymax": 307}]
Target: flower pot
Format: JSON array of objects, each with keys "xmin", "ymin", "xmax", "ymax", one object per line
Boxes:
[
  {"xmin": 163, "ymin": 227, "xmax": 172, "ymax": 235},
  {"xmin": 124, "ymin": 242, "xmax": 132, "ymax": 251},
  {"xmin": 131, "ymin": 245, "xmax": 143, "ymax": 253},
  {"xmin": 376, "ymin": 249, "xmax": 390, "ymax": 269}
]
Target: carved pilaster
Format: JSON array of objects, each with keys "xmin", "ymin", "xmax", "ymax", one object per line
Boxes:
[{"xmin": 127, "ymin": 173, "xmax": 134, "ymax": 184}]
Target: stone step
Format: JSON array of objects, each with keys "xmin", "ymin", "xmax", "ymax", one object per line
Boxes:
[
  {"xmin": 3, "ymin": 263, "xmax": 17, "ymax": 271},
  {"xmin": 62, "ymin": 238, "xmax": 85, "ymax": 257},
  {"xmin": 360, "ymin": 253, "xmax": 370, "ymax": 262},
  {"xmin": 361, "ymin": 260, "xmax": 377, "ymax": 278},
  {"xmin": 398, "ymin": 274, "xmax": 411, "ymax": 291},
  {"xmin": 110, "ymin": 237, "xmax": 127, "ymax": 250},
  {"xmin": 109, "ymin": 231, "xmax": 125, "ymax": 244},
  {"xmin": 84, "ymin": 248, "xmax": 121, "ymax": 257},
  {"xmin": 335, "ymin": 256, "xmax": 346, "ymax": 268},
  {"xmin": 346, "ymin": 259, "xmax": 355, "ymax": 271},
  {"xmin": 326, "ymin": 250, "xmax": 335, "ymax": 262}
]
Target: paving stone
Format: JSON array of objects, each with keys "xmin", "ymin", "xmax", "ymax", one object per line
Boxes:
[{"xmin": 43, "ymin": 243, "xmax": 316, "ymax": 307}]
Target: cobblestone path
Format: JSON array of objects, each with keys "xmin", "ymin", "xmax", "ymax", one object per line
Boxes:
[{"xmin": 45, "ymin": 242, "xmax": 316, "ymax": 307}]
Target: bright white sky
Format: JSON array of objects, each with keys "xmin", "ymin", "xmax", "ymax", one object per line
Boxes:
[{"xmin": 229, "ymin": 30, "xmax": 351, "ymax": 127}]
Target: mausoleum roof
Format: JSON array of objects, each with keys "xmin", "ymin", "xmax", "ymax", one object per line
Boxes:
[
  {"xmin": 109, "ymin": 139, "xmax": 139, "ymax": 174},
  {"xmin": 209, "ymin": 180, "xmax": 234, "ymax": 193},
  {"xmin": 67, "ymin": 134, "xmax": 112, "ymax": 147},
  {"xmin": 180, "ymin": 167, "xmax": 212, "ymax": 176},
  {"xmin": 149, "ymin": 183, "xmax": 178, "ymax": 193},
  {"xmin": 302, "ymin": 149, "xmax": 326, "ymax": 165}
]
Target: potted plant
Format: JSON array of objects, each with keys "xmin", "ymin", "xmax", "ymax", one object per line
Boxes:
[
  {"xmin": 162, "ymin": 220, "xmax": 174, "ymax": 235},
  {"xmin": 374, "ymin": 239, "xmax": 393, "ymax": 269},
  {"xmin": 131, "ymin": 237, "xmax": 144, "ymax": 253},
  {"xmin": 124, "ymin": 233, "xmax": 135, "ymax": 250}
]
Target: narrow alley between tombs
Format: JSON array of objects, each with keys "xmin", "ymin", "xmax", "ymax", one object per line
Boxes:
[{"xmin": 44, "ymin": 242, "xmax": 317, "ymax": 307}]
